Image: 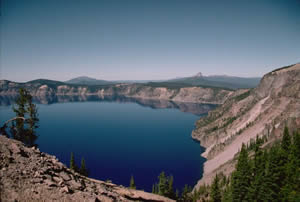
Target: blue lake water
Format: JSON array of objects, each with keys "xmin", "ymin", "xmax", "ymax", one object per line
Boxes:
[{"xmin": 0, "ymin": 97, "xmax": 210, "ymax": 192}]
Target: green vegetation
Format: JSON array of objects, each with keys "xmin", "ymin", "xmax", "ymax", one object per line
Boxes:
[
  {"xmin": 13, "ymin": 88, "xmax": 39, "ymax": 146},
  {"xmin": 152, "ymin": 171, "xmax": 172, "ymax": 197},
  {"xmin": 222, "ymin": 117, "xmax": 237, "ymax": 128},
  {"xmin": 69, "ymin": 152, "xmax": 89, "ymax": 177},
  {"xmin": 167, "ymin": 75, "xmax": 260, "ymax": 89},
  {"xmin": 196, "ymin": 127, "xmax": 300, "ymax": 202},
  {"xmin": 144, "ymin": 82, "xmax": 196, "ymax": 89},
  {"xmin": 129, "ymin": 175, "xmax": 136, "ymax": 189},
  {"xmin": 197, "ymin": 108, "xmax": 225, "ymax": 129},
  {"xmin": 152, "ymin": 171, "xmax": 176, "ymax": 199},
  {"xmin": 70, "ymin": 152, "xmax": 77, "ymax": 171},
  {"xmin": 233, "ymin": 90, "xmax": 251, "ymax": 102},
  {"xmin": 6, "ymin": 78, "xmax": 233, "ymax": 94},
  {"xmin": 79, "ymin": 157, "xmax": 89, "ymax": 177},
  {"xmin": 205, "ymin": 126, "xmax": 219, "ymax": 134},
  {"xmin": 180, "ymin": 184, "xmax": 193, "ymax": 201},
  {"xmin": 150, "ymin": 171, "xmax": 199, "ymax": 201},
  {"xmin": 193, "ymin": 184, "xmax": 210, "ymax": 201},
  {"xmin": 204, "ymin": 116, "xmax": 237, "ymax": 134},
  {"xmin": 246, "ymin": 134, "xmax": 268, "ymax": 152},
  {"xmin": 27, "ymin": 79, "xmax": 66, "ymax": 89},
  {"xmin": 210, "ymin": 174, "xmax": 222, "ymax": 202},
  {"xmin": 231, "ymin": 144, "xmax": 251, "ymax": 201},
  {"xmin": 0, "ymin": 88, "xmax": 39, "ymax": 147},
  {"xmin": 144, "ymin": 81, "xmax": 232, "ymax": 91}
]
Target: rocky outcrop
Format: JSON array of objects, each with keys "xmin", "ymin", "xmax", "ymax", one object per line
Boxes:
[
  {"xmin": 0, "ymin": 81, "xmax": 233, "ymax": 104},
  {"xmin": 0, "ymin": 136, "xmax": 174, "ymax": 202},
  {"xmin": 192, "ymin": 63, "xmax": 300, "ymax": 189}
]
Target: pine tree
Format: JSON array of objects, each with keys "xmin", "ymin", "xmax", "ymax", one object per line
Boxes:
[
  {"xmin": 26, "ymin": 94, "xmax": 39, "ymax": 146},
  {"xmin": 257, "ymin": 149, "xmax": 273, "ymax": 201},
  {"xmin": 201, "ymin": 128, "xmax": 300, "ymax": 202},
  {"xmin": 175, "ymin": 189, "xmax": 179, "ymax": 199},
  {"xmin": 155, "ymin": 183, "xmax": 159, "ymax": 194},
  {"xmin": 210, "ymin": 174, "xmax": 221, "ymax": 202},
  {"xmin": 152, "ymin": 184, "xmax": 156, "ymax": 193},
  {"xmin": 158, "ymin": 171, "xmax": 167, "ymax": 196},
  {"xmin": 70, "ymin": 152, "xmax": 77, "ymax": 171},
  {"xmin": 248, "ymin": 143, "xmax": 266, "ymax": 200},
  {"xmin": 282, "ymin": 131, "xmax": 300, "ymax": 200},
  {"xmin": 167, "ymin": 175, "xmax": 174, "ymax": 198},
  {"xmin": 12, "ymin": 88, "xmax": 28, "ymax": 141},
  {"xmin": 264, "ymin": 145, "xmax": 281, "ymax": 201},
  {"xmin": 222, "ymin": 182, "xmax": 232, "ymax": 202},
  {"xmin": 276, "ymin": 127, "xmax": 292, "ymax": 199},
  {"xmin": 293, "ymin": 131, "xmax": 300, "ymax": 171},
  {"xmin": 231, "ymin": 143, "xmax": 251, "ymax": 202},
  {"xmin": 10, "ymin": 88, "xmax": 39, "ymax": 146},
  {"xmin": 181, "ymin": 184, "xmax": 192, "ymax": 201},
  {"xmin": 129, "ymin": 175, "xmax": 136, "ymax": 189},
  {"xmin": 281, "ymin": 126, "xmax": 291, "ymax": 153},
  {"xmin": 79, "ymin": 157, "xmax": 88, "ymax": 176}
]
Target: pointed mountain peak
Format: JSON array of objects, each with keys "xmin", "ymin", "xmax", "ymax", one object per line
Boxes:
[{"xmin": 194, "ymin": 72, "xmax": 203, "ymax": 78}]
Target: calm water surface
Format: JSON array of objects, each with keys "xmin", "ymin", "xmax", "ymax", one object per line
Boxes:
[{"xmin": 0, "ymin": 98, "xmax": 209, "ymax": 191}]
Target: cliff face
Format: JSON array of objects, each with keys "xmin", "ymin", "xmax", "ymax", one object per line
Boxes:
[
  {"xmin": 192, "ymin": 63, "xmax": 300, "ymax": 188},
  {"xmin": 0, "ymin": 136, "xmax": 174, "ymax": 202},
  {"xmin": 0, "ymin": 81, "xmax": 233, "ymax": 104}
]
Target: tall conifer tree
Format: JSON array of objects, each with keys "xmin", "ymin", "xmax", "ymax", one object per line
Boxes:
[
  {"xmin": 79, "ymin": 157, "xmax": 88, "ymax": 176},
  {"xmin": 129, "ymin": 175, "xmax": 136, "ymax": 189},
  {"xmin": 210, "ymin": 173, "xmax": 221, "ymax": 202},
  {"xmin": 70, "ymin": 152, "xmax": 77, "ymax": 171},
  {"xmin": 231, "ymin": 143, "xmax": 251, "ymax": 202},
  {"xmin": 158, "ymin": 171, "xmax": 167, "ymax": 196}
]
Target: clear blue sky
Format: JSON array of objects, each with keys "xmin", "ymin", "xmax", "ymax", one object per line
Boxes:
[{"xmin": 1, "ymin": 0, "xmax": 299, "ymax": 82}]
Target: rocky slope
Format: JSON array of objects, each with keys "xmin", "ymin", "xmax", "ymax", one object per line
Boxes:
[
  {"xmin": 192, "ymin": 63, "xmax": 300, "ymax": 189},
  {"xmin": 0, "ymin": 135, "xmax": 174, "ymax": 202},
  {"xmin": 0, "ymin": 80, "xmax": 233, "ymax": 104}
]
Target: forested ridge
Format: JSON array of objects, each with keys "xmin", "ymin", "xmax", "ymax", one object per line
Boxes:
[{"xmin": 193, "ymin": 127, "xmax": 300, "ymax": 202}]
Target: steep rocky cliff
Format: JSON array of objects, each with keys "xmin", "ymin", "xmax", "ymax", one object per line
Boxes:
[
  {"xmin": 0, "ymin": 136, "xmax": 174, "ymax": 202},
  {"xmin": 0, "ymin": 80, "xmax": 233, "ymax": 104},
  {"xmin": 192, "ymin": 63, "xmax": 300, "ymax": 189}
]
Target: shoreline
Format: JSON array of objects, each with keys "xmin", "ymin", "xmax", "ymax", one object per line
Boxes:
[{"xmin": 0, "ymin": 92, "xmax": 226, "ymax": 105}]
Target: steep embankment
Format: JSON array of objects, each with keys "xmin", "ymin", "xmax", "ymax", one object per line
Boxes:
[
  {"xmin": 0, "ymin": 81, "xmax": 233, "ymax": 104},
  {"xmin": 0, "ymin": 136, "xmax": 173, "ymax": 202},
  {"xmin": 192, "ymin": 64, "xmax": 300, "ymax": 189}
]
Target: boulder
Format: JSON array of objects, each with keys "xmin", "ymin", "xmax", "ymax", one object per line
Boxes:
[{"xmin": 59, "ymin": 171, "xmax": 71, "ymax": 181}]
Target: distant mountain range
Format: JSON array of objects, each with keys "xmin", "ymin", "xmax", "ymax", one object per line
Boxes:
[
  {"xmin": 66, "ymin": 73, "xmax": 261, "ymax": 89},
  {"xmin": 65, "ymin": 76, "xmax": 163, "ymax": 85},
  {"xmin": 65, "ymin": 76, "xmax": 114, "ymax": 85},
  {"xmin": 167, "ymin": 72, "xmax": 261, "ymax": 89}
]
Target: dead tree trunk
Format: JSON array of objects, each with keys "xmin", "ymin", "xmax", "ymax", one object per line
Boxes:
[{"xmin": 0, "ymin": 117, "xmax": 26, "ymax": 137}]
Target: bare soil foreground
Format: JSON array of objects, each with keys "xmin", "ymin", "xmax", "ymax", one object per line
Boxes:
[{"xmin": 0, "ymin": 136, "xmax": 174, "ymax": 202}]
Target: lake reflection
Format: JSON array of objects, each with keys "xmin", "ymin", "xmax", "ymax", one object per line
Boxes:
[{"xmin": 0, "ymin": 94, "xmax": 216, "ymax": 116}]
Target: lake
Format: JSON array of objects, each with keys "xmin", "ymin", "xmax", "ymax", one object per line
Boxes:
[{"xmin": 0, "ymin": 95, "xmax": 214, "ymax": 192}]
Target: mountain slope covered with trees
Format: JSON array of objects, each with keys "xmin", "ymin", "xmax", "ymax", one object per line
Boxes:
[{"xmin": 194, "ymin": 127, "xmax": 300, "ymax": 202}]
